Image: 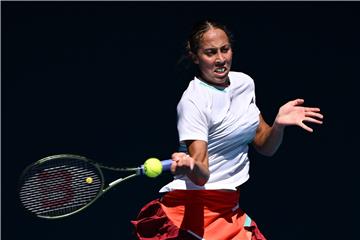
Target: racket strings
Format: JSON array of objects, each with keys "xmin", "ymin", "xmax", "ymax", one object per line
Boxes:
[{"xmin": 19, "ymin": 158, "xmax": 103, "ymax": 218}]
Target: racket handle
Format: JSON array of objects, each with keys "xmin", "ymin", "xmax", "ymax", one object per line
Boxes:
[
  {"xmin": 160, "ymin": 159, "xmax": 173, "ymax": 172},
  {"xmin": 140, "ymin": 159, "xmax": 173, "ymax": 176}
]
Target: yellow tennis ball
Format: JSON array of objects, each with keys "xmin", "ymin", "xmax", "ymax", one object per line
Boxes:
[
  {"xmin": 85, "ymin": 177, "xmax": 93, "ymax": 184},
  {"xmin": 143, "ymin": 158, "xmax": 162, "ymax": 178}
]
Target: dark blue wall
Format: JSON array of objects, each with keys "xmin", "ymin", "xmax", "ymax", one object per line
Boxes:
[{"xmin": 2, "ymin": 2, "xmax": 358, "ymax": 239}]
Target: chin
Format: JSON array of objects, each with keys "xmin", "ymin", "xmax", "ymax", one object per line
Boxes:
[
  {"xmin": 201, "ymin": 73, "xmax": 229, "ymax": 85},
  {"xmin": 215, "ymin": 74, "xmax": 229, "ymax": 81}
]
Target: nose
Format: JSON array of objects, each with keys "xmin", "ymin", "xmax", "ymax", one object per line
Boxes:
[{"xmin": 215, "ymin": 52, "xmax": 225, "ymax": 64}]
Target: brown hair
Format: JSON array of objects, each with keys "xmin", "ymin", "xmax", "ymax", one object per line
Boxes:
[
  {"xmin": 186, "ymin": 20, "xmax": 234, "ymax": 55},
  {"xmin": 176, "ymin": 20, "xmax": 234, "ymax": 80}
]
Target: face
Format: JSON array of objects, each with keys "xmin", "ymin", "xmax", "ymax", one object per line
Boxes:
[{"xmin": 192, "ymin": 28, "xmax": 233, "ymax": 86}]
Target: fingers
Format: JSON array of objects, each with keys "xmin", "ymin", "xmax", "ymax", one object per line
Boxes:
[
  {"xmin": 282, "ymin": 99, "xmax": 324, "ymax": 132},
  {"xmin": 292, "ymin": 100, "xmax": 324, "ymax": 122},
  {"xmin": 304, "ymin": 108, "xmax": 324, "ymax": 125},
  {"xmin": 304, "ymin": 107, "xmax": 321, "ymax": 113},
  {"xmin": 304, "ymin": 111, "xmax": 323, "ymax": 121},
  {"xmin": 170, "ymin": 152, "xmax": 194, "ymax": 175},
  {"xmin": 300, "ymin": 115, "xmax": 324, "ymax": 132},
  {"xmin": 304, "ymin": 117, "xmax": 323, "ymax": 124},
  {"xmin": 291, "ymin": 99, "xmax": 322, "ymax": 115},
  {"xmin": 299, "ymin": 122, "xmax": 313, "ymax": 132},
  {"xmin": 290, "ymin": 98, "xmax": 304, "ymax": 106},
  {"xmin": 290, "ymin": 99, "xmax": 323, "ymax": 112},
  {"xmin": 171, "ymin": 152, "xmax": 186, "ymax": 161}
]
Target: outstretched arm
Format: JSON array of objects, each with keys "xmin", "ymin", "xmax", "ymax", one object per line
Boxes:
[{"xmin": 252, "ymin": 98, "xmax": 323, "ymax": 156}]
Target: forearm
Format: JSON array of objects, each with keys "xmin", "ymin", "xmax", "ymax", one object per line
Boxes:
[
  {"xmin": 257, "ymin": 123, "xmax": 285, "ymax": 156},
  {"xmin": 187, "ymin": 165, "xmax": 209, "ymax": 186},
  {"xmin": 171, "ymin": 140, "xmax": 210, "ymax": 186},
  {"xmin": 187, "ymin": 157, "xmax": 210, "ymax": 186},
  {"xmin": 186, "ymin": 140, "xmax": 210, "ymax": 186},
  {"xmin": 253, "ymin": 115, "xmax": 285, "ymax": 156}
]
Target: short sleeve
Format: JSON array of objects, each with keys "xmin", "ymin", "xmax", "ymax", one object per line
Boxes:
[
  {"xmin": 250, "ymin": 76, "xmax": 261, "ymax": 115},
  {"xmin": 177, "ymin": 97, "xmax": 209, "ymax": 143}
]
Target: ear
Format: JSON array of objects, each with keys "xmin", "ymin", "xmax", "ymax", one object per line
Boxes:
[{"xmin": 189, "ymin": 52, "xmax": 199, "ymax": 65}]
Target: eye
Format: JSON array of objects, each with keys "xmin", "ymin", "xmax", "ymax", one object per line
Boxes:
[
  {"xmin": 204, "ymin": 49, "xmax": 216, "ymax": 56},
  {"xmin": 221, "ymin": 47, "xmax": 230, "ymax": 53}
]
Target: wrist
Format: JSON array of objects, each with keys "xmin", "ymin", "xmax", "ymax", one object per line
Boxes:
[
  {"xmin": 187, "ymin": 163, "xmax": 210, "ymax": 186},
  {"xmin": 272, "ymin": 121, "xmax": 285, "ymax": 132}
]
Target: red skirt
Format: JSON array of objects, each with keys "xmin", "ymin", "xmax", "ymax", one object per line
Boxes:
[{"xmin": 131, "ymin": 190, "xmax": 267, "ymax": 240}]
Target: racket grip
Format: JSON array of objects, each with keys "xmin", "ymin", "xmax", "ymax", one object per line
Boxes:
[
  {"xmin": 161, "ymin": 159, "xmax": 173, "ymax": 172},
  {"xmin": 140, "ymin": 159, "xmax": 173, "ymax": 176}
]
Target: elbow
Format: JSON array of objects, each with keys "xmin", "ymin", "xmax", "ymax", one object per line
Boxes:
[
  {"xmin": 262, "ymin": 151, "xmax": 276, "ymax": 157},
  {"xmin": 252, "ymin": 140, "xmax": 281, "ymax": 157},
  {"xmin": 254, "ymin": 145, "xmax": 278, "ymax": 157}
]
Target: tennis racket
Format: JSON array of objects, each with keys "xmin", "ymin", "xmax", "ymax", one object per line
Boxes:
[{"xmin": 18, "ymin": 154, "xmax": 172, "ymax": 219}]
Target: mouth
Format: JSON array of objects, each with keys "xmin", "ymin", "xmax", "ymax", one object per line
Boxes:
[{"xmin": 214, "ymin": 67, "xmax": 227, "ymax": 74}]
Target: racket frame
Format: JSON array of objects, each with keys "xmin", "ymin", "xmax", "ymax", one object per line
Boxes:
[{"xmin": 19, "ymin": 154, "xmax": 140, "ymax": 219}]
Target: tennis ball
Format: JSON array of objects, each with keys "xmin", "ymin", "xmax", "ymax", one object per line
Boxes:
[
  {"xmin": 143, "ymin": 158, "xmax": 162, "ymax": 178},
  {"xmin": 85, "ymin": 177, "xmax": 93, "ymax": 184}
]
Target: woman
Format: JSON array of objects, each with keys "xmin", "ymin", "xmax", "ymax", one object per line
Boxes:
[{"xmin": 132, "ymin": 20, "xmax": 323, "ymax": 240}]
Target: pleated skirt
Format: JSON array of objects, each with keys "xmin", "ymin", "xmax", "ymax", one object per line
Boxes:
[{"xmin": 131, "ymin": 190, "xmax": 267, "ymax": 240}]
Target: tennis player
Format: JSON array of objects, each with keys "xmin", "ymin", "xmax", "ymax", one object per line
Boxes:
[{"xmin": 132, "ymin": 20, "xmax": 323, "ymax": 239}]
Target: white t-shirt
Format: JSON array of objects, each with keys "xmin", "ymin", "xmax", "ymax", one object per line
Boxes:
[{"xmin": 160, "ymin": 71, "xmax": 260, "ymax": 192}]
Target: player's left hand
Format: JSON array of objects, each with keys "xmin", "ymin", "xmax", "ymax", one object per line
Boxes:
[{"xmin": 275, "ymin": 98, "xmax": 323, "ymax": 132}]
